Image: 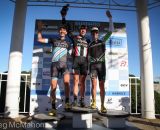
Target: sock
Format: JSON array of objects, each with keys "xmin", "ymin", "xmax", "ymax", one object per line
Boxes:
[
  {"xmin": 74, "ymin": 96, "xmax": 77, "ymax": 101},
  {"xmin": 92, "ymin": 98, "xmax": 96, "ymax": 103},
  {"xmin": 65, "ymin": 97, "xmax": 69, "ymax": 103},
  {"xmin": 80, "ymin": 97, "xmax": 84, "ymax": 101},
  {"xmin": 51, "ymin": 101, "xmax": 56, "ymax": 109}
]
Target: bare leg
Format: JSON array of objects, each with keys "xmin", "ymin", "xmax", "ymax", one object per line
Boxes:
[
  {"xmin": 99, "ymin": 80, "xmax": 105, "ymax": 106},
  {"xmin": 50, "ymin": 79, "xmax": 58, "ymax": 108},
  {"xmin": 63, "ymin": 72, "xmax": 70, "ymax": 99},
  {"xmin": 79, "ymin": 75, "xmax": 86, "ymax": 98},
  {"xmin": 91, "ymin": 77, "xmax": 97, "ymax": 105},
  {"xmin": 73, "ymin": 73, "xmax": 79, "ymax": 97}
]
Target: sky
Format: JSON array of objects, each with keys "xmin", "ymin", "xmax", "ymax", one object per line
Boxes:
[{"xmin": 0, "ymin": 0, "xmax": 160, "ymax": 79}]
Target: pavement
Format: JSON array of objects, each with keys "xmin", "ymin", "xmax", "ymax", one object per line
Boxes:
[{"xmin": 0, "ymin": 114, "xmax": 160, "ymax": 130}]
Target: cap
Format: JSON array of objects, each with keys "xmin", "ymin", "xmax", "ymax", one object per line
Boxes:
[
  {"xmin": 80, "ymin": 25, "xmax": 87, "ymax": 30},
  {"xmin": 91, "ymin": 27, "xmax": 99, "ymax": 32}
]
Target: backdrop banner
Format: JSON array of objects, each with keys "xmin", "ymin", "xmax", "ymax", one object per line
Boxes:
[{"xmin": 29, "ymin": 20, "xmax": 129, "ymax": 115}]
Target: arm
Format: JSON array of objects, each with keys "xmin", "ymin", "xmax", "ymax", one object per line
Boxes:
[
  {"xmin": 37, "ymin": 21, "xmax": 49, "ymax": 43},
  {"xmin": 61, "ymin": 4, "xmax": 69, "ymax": 25},
  {"xmin": 37, "ymin": 32, "xmax": 49, "ymax": 43},
  {"xmin": 103, "ymin": 10, "xmax": 114, "ymax": 42},
  {"xmin": 60, "ymin": 4, "xmax": 74, "ymax": 41},
  {"xmin": 107, "ymin": 10, "xmax": 114, "ymax": 32}
]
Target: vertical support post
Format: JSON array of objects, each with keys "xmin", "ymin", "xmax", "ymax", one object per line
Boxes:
[
  {"xmin": 5, "ymin": 0, "xmax": 27, "ymax": 118},
  {"xmin": 136, "ymin": 0, "xmax": 155, "ymax": 119}
]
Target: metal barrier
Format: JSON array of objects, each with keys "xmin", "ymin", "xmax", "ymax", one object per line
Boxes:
[
  {"xmin": 129, "ymin": 76, "xmax": 160, "ymax": 115},
  {"xmin": 0, "ymin": 73, "xmax": 160, "ymax": 115},
  {"xmin": 0, "ymin": 73, "xmax": 30, "ymax": 114},
  {"xmin": 129, "ymin": 77, "xmax": 141, "ymax": 114}
]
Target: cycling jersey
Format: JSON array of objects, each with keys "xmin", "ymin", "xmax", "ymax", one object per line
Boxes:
[
  {"xmin": 71, "ymin": 36, "xmax": 90, "ymax": 75},
  {"xmin": 89, "ymin": 32, "xmax": 112, "ymax": 81},
  {"xmin": 89, "ymin": 40, "xmax": 105, "ymax": 64},
  {"xmin": 73, "ymin": 36, "xmax": 90, "ymax": 58},
  {"xmin": 61, "ymin": 18, "xmax": 90, "ymax": 58},
  {"xmin": 44, "ymin": 37, "xmax": 71, "ymax": 79},
  {"xmin": 88, "ymin": 32, "xmax": 112, "ymax": 64},
  {"xmin": 46, "ymin": 38, "xmax": 71, "ymax": 63}
]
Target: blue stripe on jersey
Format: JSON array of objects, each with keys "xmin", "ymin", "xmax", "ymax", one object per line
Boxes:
[
  {"xmin": 59, "ymin": 49, "xmax": 67, "ymax": 57},
  {"xmin": 52, "ymin": 47, "xmax": 61, "ymax": 55},
  {"xmin": 53, "ymin": 49, "xmax": 67, "ymax": 61}
]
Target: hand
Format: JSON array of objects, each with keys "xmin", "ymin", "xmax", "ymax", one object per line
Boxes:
[
  {"xmin": 106, "ymin": 10, "xmax": 112, "ymax": 18},
  {"xmin": 37, "ymin": 20, "xmax": 43, "ymax": 32},
  {"xmin": 60, "ymin": 4, "xmax": 69, "ymax": 18}
]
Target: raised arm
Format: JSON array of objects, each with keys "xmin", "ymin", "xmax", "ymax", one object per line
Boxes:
[
  {"xmin": 61, "ymin": 4, "xmax": 69, "ymax": 25},
  {"xmin": 107, "ymin": 10, "xmax": 114, "ymax": 32},
  {"xmin": 103, "ymin": 10, "xmax": 114, "ymax": 42},
  {"xmin": 37, "ymin": 21, "xmax": 48, "ymax": 43},
  {"xmin": 60, "ymin": 4, "xmax": 74, "ymax": 40}
]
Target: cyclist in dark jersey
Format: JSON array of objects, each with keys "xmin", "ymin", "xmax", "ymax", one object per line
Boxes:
[
  {"xmin": 61, "ymin": 8, "xmax": 90, "ymax": 107},
  {"xmin": 71, "ymin": 25, "xmax": 90, "ymax": 107},
  {"xmin": 88, "ymin": 11, "xmax": 114, "ymax": 113},
  {"xmin": 37, "ymin": 23, "xmax": 72, "ymax": 116}
]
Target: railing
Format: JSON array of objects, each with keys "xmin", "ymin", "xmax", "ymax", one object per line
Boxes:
[
  {"xmin": 129, "ymin": 77, "xmax": 141, "ymax": 115},
  {"xmin": 129, "ymin": 76, "xmax": 160, "ymax": 115},
  {"xmin": 0, "ymin": 73, "xmax": 160, "ymax": 115},
  {"xmin": 0, "ymin": 73, "xmax": 30, "ymax": 114}
]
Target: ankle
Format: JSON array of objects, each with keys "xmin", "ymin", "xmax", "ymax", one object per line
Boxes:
[
  {"xmin": 92, "ymin": 98, "xmax": 96, "ymax": 103},
  {"xmin": 65, "ymin": 97, "xmax": 69, "ymax": 103}
]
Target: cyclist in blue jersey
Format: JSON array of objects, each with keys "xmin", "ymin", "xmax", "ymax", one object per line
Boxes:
[
  {"xmin": 37, "ymin": 22, "xmax": 71, "ymax": 116},
  {"xmin": 88, "ymin": 10, "xmax": 114, "ymax": 113}
]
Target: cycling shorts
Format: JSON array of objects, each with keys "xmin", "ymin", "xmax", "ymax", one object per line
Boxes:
[
  {"xmin": 51, "ymin": 62, "xmax": 69, "ymax": 80},
  {"xmin": 72, "ymin": 56, "xmax": 88, "ymax": 75},
  {"xmin": 90, "ymin": 62, "xmax": 106, "ymax": 81}
]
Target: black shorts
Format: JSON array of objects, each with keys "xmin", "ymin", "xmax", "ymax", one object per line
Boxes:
[
  {"xmin": 72, "ymin": 57, "xmax": 88, "ymax": 75},
  {"xmin": 90, "ymin": 62, "xmax": 106, "ymax": 81},
  {"xmin": 50, "ymin": 62, "xmax": 69, "ymax": 80}
]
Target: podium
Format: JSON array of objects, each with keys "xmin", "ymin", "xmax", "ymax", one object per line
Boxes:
[
  {"xmin": 98, "ymin": 110, "xmax": 129, "ymax": 128},
  {"xmin": 70, "ymin": 106, "xmax": 97, "ymax": 128}
]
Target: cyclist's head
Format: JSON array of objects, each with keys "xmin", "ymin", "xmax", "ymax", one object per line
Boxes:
[
  {"xmin": 59, "ymin": 25, "xmax": 67, "ymax": 37},
  {"xmin": 91, "ymin": 27, "xmax": 99, "ymax": 40},
  {"xmin": 79, "ymin": 25, "xmax": 87, "ymax": 37}
]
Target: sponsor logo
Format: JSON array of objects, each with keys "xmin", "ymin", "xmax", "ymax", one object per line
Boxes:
[
  {"xmin": 32, "ymin": 61, "xmax": 42, "ymax": 65},
  {"xmin": 75, "ymin": 21, "xmax": 100, "ymax": 26},
  {"xmin": 111, "ymin": 38, "xmax": 122, "ymax": 46},
  {"xmin": 112, "ymin": 92, "xmax": 126, "ymax": 96},
  {"xmin": 107, "ymin": 98, "xmax": 113, "ymax": 104},
  {"xmin": 120, "ymin": 84, "xmax": 128, "ymax": 87},
  {"xmin": 106, "ymin": 38, "xmax": 122, "ymax": 47},
  {"xmin": 120, "ymin": 60, "xmax": 127, "ymax": 67},
  {"xmin": 32, "ymin": 82, "xmax": 41, "ymax": 86},
  {"xmin": 43, "ymin": 71, "xmax": 50, "ymax": 76},
  {"xmin": 119, "ymin": 97, "xmax": 130, "ymax": 104}
]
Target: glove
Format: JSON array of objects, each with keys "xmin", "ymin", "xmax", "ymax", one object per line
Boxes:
[
  {"xmin": 106, "ymin": 10, "xmax": 112, "ymax": 18},
  {"xmin": 60, "ymin": 4, "xmax": 69, "ymax": 18}
]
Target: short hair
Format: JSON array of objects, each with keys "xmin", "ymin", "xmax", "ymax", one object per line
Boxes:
[
  {"xmin": 80, "ymin": 25, "xmax": 87, "ymax": 30},
  {"xmin": 59, "ymin": 24, "xmax": 67, "ymax": 30}
]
